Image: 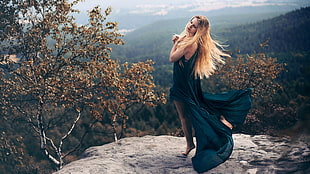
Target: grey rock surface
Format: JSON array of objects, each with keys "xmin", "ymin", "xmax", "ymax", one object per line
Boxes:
[{"xmin": 55, "ymin": 134, "xmax": 310, "ymax": 174}]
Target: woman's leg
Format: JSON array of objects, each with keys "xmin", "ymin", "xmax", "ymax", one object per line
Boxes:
[
  {"xmin": 220, "ymin": 115, "xmax": 233, "ymax": 129},
  {"xmin": 174, "ymin": 100, "xmax": 195, "ymax": 156}
]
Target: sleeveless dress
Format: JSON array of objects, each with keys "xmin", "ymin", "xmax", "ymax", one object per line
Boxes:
[{"xmin": 170, "ymin": 51, "xmax": 252, "ymax": 173}]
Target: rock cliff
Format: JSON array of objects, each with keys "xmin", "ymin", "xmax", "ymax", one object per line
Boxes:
[{"xmin": 55, "ymin": 134, "xmax": 310, "ymax": 174}]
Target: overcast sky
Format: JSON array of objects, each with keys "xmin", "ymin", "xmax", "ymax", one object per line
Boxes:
[{"xmin": 74, "ymin": 0, "xmax": 309, "ymax": 15}]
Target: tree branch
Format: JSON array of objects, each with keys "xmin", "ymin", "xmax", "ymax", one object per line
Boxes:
[{"xmin": 63, "ymin": 119, "xmax": 98, "ymax": 158}]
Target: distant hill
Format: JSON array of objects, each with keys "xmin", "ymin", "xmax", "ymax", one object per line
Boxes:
[
  {"xmin": 111, "ymin": 6, "xmax": 309, "ymax": 64},
  {"xmin": 220, "ymin": 7, "xmax": 310, "ymax": 54},
  {"xmin": 108, "ymin": 5, "xmax": 299, "ymax": 30},
  {"xmin": 110, "ymin": 6, "xmax": 310, "ymax": 94}
]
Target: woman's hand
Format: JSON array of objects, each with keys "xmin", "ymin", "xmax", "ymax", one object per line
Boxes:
[
  {"xmin": 172, "ymin": 34, "xmax": 186, "ymax": 44},
  {"xmin": 172, "ymin": 34, "xmax": 180, "ymax": 44},
  {"xmin": 170, "ymin": 34, "xmax": 196, "ymax": 63}
]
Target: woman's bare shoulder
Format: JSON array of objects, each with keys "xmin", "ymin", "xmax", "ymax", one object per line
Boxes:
[{"xmin": 184, "ymin": 42, "xmax": 198, "ymax": 60}]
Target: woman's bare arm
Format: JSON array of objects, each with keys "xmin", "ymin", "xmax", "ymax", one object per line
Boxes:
[
  {"xmin": 169, "ymin": 42, "xmax": 185, "ymax": 62},
  {"xmin": 170, "ymin": 37, "xmax": 198, "ymax": 62},
  {"xmin": 170, "ymin": 35, "xmax": 184, "ymax": 62}
]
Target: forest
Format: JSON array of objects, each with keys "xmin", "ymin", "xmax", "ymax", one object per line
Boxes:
[
  {"xmin": 111, "ymin": 6, "xmax": 310, "ymax": 134},
  {"xmin": 0, "ymin": 1, "xmax": 309, "ymax": 173}
]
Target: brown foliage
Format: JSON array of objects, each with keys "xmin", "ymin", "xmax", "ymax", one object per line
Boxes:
[
  {"xmin": 217, "ymin": 51, "xmax": 286, "ymax": 101},
  {"xmin": 204, "ymin": 46, "xmax": 286, "ymax": 104},
  {"xmin": 0, "ymin": 0, "xmax": 165, "ymax": 171},
  {"xmin": 201, "ymin": 42, "xmax": 288, "ymax": 135},
  {"xmin": 0, "ymin": 132, "xmax": 25, "ymax": 172}
]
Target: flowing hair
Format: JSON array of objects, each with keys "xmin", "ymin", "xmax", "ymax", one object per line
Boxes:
[{"xmin": 177, "ymin": 15, "xmax": 230, "ymax": 79}]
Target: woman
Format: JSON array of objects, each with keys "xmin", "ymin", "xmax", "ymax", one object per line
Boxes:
[{"xmin": 169, "ymin": 15, "xmax": 252, "ymax": 173}]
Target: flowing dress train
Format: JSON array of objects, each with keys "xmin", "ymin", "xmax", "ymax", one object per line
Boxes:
[{"xmin": 170, "ymin": 51, "xmax": 252, "ymax": 173}]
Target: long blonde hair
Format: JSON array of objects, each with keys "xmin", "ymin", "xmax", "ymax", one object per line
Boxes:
[{"xmin": 177, "ymin": 15, "xmax": 230, "ymax": 79}]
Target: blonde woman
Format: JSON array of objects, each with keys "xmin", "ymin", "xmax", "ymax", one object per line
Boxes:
[{"xmin": 169, "ymin": 15, "xmax": 252, "ymax": 172}]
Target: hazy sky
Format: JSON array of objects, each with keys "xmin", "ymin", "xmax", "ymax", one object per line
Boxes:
[{"xmin": 74, "ymin": 0, "xmax": 309, "ymax": 15}]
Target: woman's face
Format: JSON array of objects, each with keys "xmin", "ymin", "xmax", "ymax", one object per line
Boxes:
[{"xmin": 186, "ymin": 17, "xmax": 199, "ymax": 36}]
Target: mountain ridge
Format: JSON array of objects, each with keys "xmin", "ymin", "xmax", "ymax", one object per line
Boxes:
[
  {"xmin": 111, "ymin": 6, "xmax": 310, "ymax": 63},
  {"xmin": 112, "ymin": 5, "xmax": 302, "ymax": 30},
  {"xmin": 220, "ymin": 6, "xmax": 310, "ymax": 54}
]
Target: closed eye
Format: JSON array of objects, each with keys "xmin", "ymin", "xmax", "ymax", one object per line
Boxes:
[{"xmin": 190, "ymin": 21, "xmax": 198, "ymax": 28}]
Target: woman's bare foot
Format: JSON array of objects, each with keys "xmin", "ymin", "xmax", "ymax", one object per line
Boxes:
[
  {"xmin": 182, "ymin": 145, "xmax": 195, "ymax": 156},
  {"xmin": 220, "ymin": 116, "xmax": 233, "ymax": 129}
]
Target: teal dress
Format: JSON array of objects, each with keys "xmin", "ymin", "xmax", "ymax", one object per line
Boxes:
[{"xmin": 170, "ymin": 51, "xmax": 252, "ymax": 173}]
